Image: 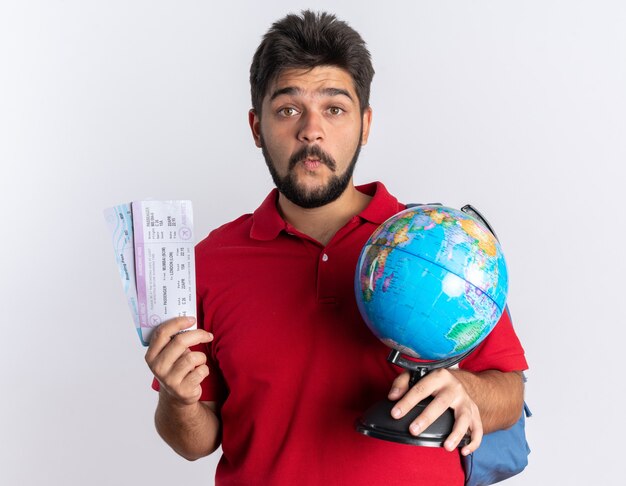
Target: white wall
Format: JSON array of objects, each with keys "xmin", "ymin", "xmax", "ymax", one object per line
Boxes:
[{"xmin": 1, "ymin": 1, "xmax": 624, "ymax": 484}]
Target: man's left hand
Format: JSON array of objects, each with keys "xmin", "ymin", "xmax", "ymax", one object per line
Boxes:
[{"xmin": 387, "ymin": 368, "xmax": 482, "ymax": 455}]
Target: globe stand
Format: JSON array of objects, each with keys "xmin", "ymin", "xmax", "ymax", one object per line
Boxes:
[{"xmin": 356, "ymin": 348, "xmax": 474, "ymax": 448}]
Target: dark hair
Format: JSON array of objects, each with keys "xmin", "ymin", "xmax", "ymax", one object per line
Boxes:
[{"xmin": 250, "ymin": 10, "xmax": 375, "ymax": 115}]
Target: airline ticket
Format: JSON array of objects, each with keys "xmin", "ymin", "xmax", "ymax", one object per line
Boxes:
[{"xmin": 104, "ymin": 200, "xmax": 196, "ymax": 345}]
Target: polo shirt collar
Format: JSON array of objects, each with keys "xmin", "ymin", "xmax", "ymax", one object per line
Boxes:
[
  {"xmin": 355, "ymin": 181, "xmax": 400, "ymax": 225},
  {"xmin": 249, "ymin": 189, "xmax": 285, "ymax": 241},
  {"xmin": 250, "ymin": 182, "xmax": 400, "ymax": 241}
]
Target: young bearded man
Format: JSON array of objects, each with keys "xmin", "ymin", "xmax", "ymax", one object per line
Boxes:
[{"xmin": 145, "ymin": 10, "xmax": 528, "ymax": 485}]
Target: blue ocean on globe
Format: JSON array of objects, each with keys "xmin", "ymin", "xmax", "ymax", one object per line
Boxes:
[{"xmin": 355, "ymin": 206, "xmax": 508, "ymax": 361}]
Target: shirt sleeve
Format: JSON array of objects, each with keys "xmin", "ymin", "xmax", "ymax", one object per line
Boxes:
[{"xmin": 459, "ymin": 307, "xmax": 528, "ymax": 373}]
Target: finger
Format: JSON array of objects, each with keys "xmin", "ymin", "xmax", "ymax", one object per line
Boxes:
[
  {"xmin": 460, "ymin": 419, "xmax": 483, "ymax": 456},
  {"xmin": 388, "ymin": 371, "xmax": 410, "ymax": 400},
  {"xmin": 391, "ymin": 368, "xmax": 456, "ymax": 418},
  {"xmin": 147, "ymin": 327, "xmax": 212, "ymax": 370},
  {"xmin": 166, "ymin": 351, "xmax": 208, "ymax": 387},
  {"xmin": 171, "ymin": 363, "xmax": 211, "ymax": 404},
  {"xmin": 146, "ymin": 329, "xmax": 213, "ymax": 383},
  {"xmin": 145, "ymin": 316, "xmax": 197, "ymax": 363},
  {"xmin": 165, "ymin": 364, "xmax": 210, "ymax": 405},
  {"xmin": 147, "ymin": 329, "xmax": 213, "ymax": 380},
  {"xmin": 443, "ymin": 414, "xmax": 471, "ymax": 452},
  {"xmin": 181, "ymin": 364, "xmax": 210, "ymax": 393},
  {"xmin": 391, "ymin": 377, "xmax": 436, "ymax": 419},
  {"xmin": 157, "ymin": 348, "xmax": 209, "ymax": 399},
  {"xmin": 168, "ymin": 328, "xmax": 213, "ymax": 353},
  {"xmin": 406, "ymin": 395, "xmax": 451, "ymax": 436}
]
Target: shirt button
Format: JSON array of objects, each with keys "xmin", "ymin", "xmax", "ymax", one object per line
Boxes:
[{"xmin": 322, "ymin": 253, "xmax": 329, "ymax": 262}]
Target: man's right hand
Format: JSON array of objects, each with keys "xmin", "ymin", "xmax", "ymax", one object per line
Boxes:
[{"xmin": 145, "ymin": 317, "xmax": 214, "ymax": 406}]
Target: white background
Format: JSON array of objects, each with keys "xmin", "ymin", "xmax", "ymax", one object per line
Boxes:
[{"xmin": 1, "ymin": 1, "xmax": 624, "ymax": 484}]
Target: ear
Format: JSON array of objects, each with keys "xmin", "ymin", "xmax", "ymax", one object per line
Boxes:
[
  {"xmin": 360, "ymin": 107, "xmax": 373, "ymax": 146},
  {"xmin": 249, "ymin": 109, "xmax": 263, "ymax": 148}
]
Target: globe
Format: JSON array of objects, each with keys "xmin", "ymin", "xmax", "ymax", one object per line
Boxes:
[{"xmin": 355, "ymin": 205, "xmax": 508, "ymax": 361}]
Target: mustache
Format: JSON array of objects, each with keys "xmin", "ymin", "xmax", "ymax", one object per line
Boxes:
[{"xmin": 288, "ymin": 145, "xmax": 336, "ymax": 172}]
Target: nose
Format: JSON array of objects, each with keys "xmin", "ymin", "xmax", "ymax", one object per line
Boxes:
[{"xmin": 297, "ymin": 110, "xmax": 324, "ymax": 143}]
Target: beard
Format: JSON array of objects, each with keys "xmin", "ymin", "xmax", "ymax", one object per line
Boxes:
[{"xmin": 260, "ymin": 133, "xmax": 363, "ymax": 209}]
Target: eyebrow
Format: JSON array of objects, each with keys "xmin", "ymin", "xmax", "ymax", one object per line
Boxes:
[{"xmin": 269, "ymin": 86, "xmax": 354, "ymax": 102}]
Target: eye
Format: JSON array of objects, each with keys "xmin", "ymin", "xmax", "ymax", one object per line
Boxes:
[
  {"xmin": 278, "ymin": 107, "xmax": 299, "ymax": 117},
  {"xmin": 328, "ymin": 106, "xmax": 345, "ymax": 116}
]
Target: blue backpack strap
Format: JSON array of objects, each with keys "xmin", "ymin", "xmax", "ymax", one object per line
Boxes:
[
  {"xmin": 463, "ymin": 309, "xmax": 531, "ymax": 485},
  {"xmin": 463, "ymin": 400, "xmax": 531, "ymax": 486}
]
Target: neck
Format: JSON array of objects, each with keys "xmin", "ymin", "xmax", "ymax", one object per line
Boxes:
[{"xmin": 277, "ymin": 182, "xmax": 371, "ymax": 246}]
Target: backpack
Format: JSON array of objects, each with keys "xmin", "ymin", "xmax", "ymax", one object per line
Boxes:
[{"xmin": 464, "ymin": 396, "xmax": 531, "ymax": 485}]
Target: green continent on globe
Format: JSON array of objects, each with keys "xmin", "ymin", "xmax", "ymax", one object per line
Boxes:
[{"xmin": 445, "ymin": 318, "xmax": 488, "ymax": 353}]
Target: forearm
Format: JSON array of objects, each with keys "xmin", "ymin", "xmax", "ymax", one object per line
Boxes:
[
  {"xmin": 155, "ymin": 390, "xmax": 221, "ymax": 461},
  {"xmin": 452, "ymin": 369, "xmax": 524, "ymax": 434}
]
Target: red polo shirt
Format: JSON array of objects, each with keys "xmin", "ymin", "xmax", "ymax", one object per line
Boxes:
[{"xmin": 157, "ymin": 182, "xmax": 528, "ymax": 485}]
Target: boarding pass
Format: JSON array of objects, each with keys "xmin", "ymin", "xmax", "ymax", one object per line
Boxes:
[{"xmin": 104, "ymin": 200, "xmax": 196, "ymax": 345}]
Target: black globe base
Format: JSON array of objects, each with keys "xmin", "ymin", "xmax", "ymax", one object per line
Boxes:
[{"xmin": 356, "ymin": 397, "xmax": 470, "ymax": 448}]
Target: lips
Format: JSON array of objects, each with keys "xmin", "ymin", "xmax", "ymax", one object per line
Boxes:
[
  {"xmin": 302, "ymin": 158, "xmax": 322, "ymax": 170},
  {"xmin": 288, "ymin": 146, "xmax": 336, "ymax": 172}
]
